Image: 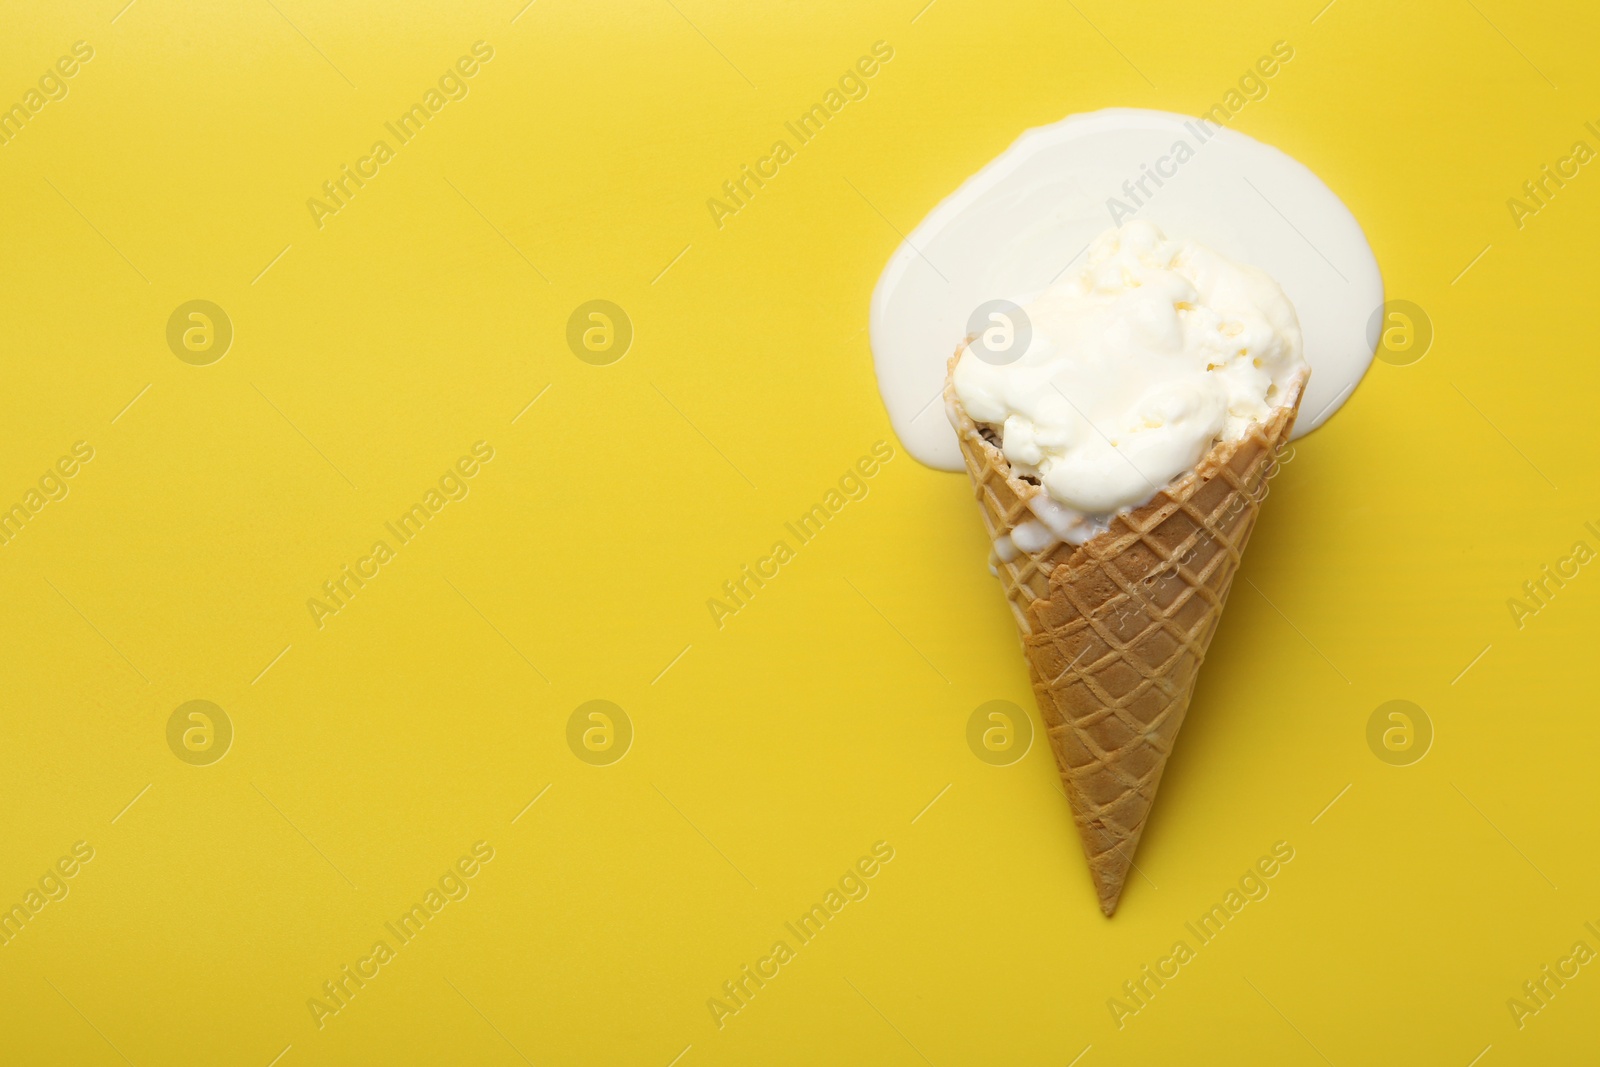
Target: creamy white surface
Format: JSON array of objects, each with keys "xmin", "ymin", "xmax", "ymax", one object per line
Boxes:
[
  {"xmin": 951, "ymin": 221, "xmax": 1307, "ymax": 521},
  {"xmin": 869, "ymin": 108, "xmax": 1382, "ymax": 471}
]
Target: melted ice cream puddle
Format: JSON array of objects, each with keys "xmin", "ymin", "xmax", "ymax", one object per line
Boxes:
[{"xmin": 869, "ymin": 108, "xmax": 1382, "ymax": 472}]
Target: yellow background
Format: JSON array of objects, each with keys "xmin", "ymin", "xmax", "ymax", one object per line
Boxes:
[{"xmin": 2, "ymin": 0, "xmax": 1596, "ymax": 1063}]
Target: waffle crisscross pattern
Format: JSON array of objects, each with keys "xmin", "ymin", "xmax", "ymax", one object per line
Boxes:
[{"xmin": 946, "ymin": 364, "xmax": 1304, "ymax": 914}]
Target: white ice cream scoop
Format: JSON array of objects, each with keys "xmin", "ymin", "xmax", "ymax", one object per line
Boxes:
[{"xmin": 950, "ymin": 221, "xmax": 1308, "ymax": 529}]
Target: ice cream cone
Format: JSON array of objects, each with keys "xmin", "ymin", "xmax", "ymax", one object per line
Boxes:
[{"xmin": 946, "ymin": 355, "xmax": 1306, "ymax": 916}]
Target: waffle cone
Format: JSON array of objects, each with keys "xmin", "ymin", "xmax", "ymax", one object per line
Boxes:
[{"xmin": 946, "ymin": 357, "xmax": 1306, "ymax": 916}]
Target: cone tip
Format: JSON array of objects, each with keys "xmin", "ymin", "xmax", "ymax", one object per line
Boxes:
[{"xmin": 1090, "ymin": 857, "xmax": 1130, "ymax": 917}]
